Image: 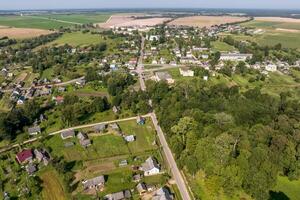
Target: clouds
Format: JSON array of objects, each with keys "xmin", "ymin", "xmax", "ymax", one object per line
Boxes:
[{"xmin": 1, "ymin": 0, "xmax": 300, "ymax": 10}]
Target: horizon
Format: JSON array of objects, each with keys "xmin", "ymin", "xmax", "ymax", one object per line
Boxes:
[{"xmin": 1, "ymin": 0, "xmax": 300, "ymax": 11}]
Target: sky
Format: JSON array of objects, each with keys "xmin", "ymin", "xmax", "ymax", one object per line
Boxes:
[{"xmin": 1, "ymin": 0, "xmax": 300, "ymax": 10}]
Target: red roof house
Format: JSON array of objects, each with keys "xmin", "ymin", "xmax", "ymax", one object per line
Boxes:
[
  {"xmin": 55, "ymin": 96, "xmax": 64, "ymax": 104},
  {"xmin": 16, "ymin": 149, "xmax": 33, "ymax": 164}
]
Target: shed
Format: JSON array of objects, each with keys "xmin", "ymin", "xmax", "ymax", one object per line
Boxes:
[
  {"xmin": 61, "ymin": 129, "xmax": 75, "ymax": 139},
  {"xmin": 28, "ymin": 126, "xmax": 41, "ymax": 135}
]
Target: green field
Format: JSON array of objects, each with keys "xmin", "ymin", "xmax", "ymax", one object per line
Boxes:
[
  {"xmin": 272, "ymin": 176, "xmax": 300, "ymax": 200},
  {"xmin": 0, "ymin": 15, "xmax": 71, "ymax": 29},
  {"xmin": 237, "ymin": 20, "xmax": 300, "ymax": 49},
  {"xmin": 42, "ymin": 13, "xmax": 111, "ymax": 24},
  {"xmin": 48, "ymin": 32, "xmax": 104, "ymax": 46},
  {"xmin": 0, "ymin": 13, "xmax": 111, "ymax": 29},
  {"xmin": 212, "ymin": 41, "xmax": 236, "ymax": 52}
]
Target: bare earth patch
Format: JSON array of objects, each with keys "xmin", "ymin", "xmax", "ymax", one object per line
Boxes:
[
  {"xmin": 276, "ymin": 28, "xmax": 300, "ymax": 33},
  {"xmin": 0, "ymin": 27, "xmax": 53, "ymax": 39},
  {"xmin": 169, "ymin": 16, "xmax": 249, "ymax": 28},
  {"xmin": 255, "ymin": 17, "xmax": 300, "ymax": 23},
  {"xmin": 96, "ymin": 14, "xmax": 171, "ymax": 28}
]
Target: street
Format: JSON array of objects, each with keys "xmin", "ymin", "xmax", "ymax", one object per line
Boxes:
[{"xmin": 137, "ymin": 35, "xmax": 192, "ymax": 200}]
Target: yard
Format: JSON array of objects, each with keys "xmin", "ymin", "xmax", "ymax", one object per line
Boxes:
[
  {"xmin": 271, "ymin": 176, "xmax": 300, "ymax": 200},
  {"xmin": 40, "ymin": 168, "xmax": 68, "ymax": 200}
]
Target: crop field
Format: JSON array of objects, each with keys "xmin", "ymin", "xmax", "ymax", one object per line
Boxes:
[
  {"xmin": 40, "ymin": 169, "xmax": 68, "ymax": 200},
  {"xmin": 0, "ymin": 15, "xmax": 71, "ymax": 29},
  {"xmin": 211, "ymin": 41, "xmax": 236, "ymax": 52},
  {"xmin": 42, "ymin": 13, "xmax": 111, "ymax": 24},
  {"xmin": 169, "ymin": 16, "xmax": 249, "ymax": 28},
  {"xmin": 0, "ymin": 27, "xmax": 53, "ymax": 39}
]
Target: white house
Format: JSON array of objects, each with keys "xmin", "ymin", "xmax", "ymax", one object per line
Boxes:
[
  {"xmin": 155, "ymin": 72, "xmax": 175, "ymax": 84},
  {"xmin": 148, "ymin": 35, "xmax": 160, "ymax": 41},
  {"xmin": 141, "ymin": 157, "xmax": 160, "ymax": 176},
  {"xmin": 265, "ymin": 64, "xmax": 277, "ymax": 72},
  {"xmin": 179, "ymin": 67, "xmax": 194, "ymax": 77}
]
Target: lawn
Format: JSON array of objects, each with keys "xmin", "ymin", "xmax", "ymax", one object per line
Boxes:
[
  {"xmin": 41, "ymin": 13, "xmax": 111, "ymax": 24},
  {"xmin": 48, "ymin": 31, "xmax": 105, "ymax": 46},
  {"xmin": 0, "ymin": 15, "xmax": 71, "ymax": 29},
  {"xmin": 40, "ymin": 168, "xmax": 68, "ymax": 200},
  {"xmin": 271, "ymin": 176, "xmax": 300, "ymax": 200},
  {"xmin": 118, "ymin": 119, "xmax": 157, "ymax": 153}
]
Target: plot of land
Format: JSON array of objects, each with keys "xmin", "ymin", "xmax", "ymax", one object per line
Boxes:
[
  {"xmin": 97, "ymin": 14, "xmax": 170, "ymax": 28},
  {"xmin": 40, "ymin": 169, "xmax": 68, "ymax": 200},
  {"xmin": 47, "ymin": 32, "xmax": 104, "ymax": 46},
  {"xmin": 169, "ymin": 16, "xmax": 249, "ymax": 27},
  {"xmin": 272, "ymin": 176, "xmax": 300, "ymax": 200},
  {"xmin": 42, "ymin": 13, "xmax": 111, "ymax": 24},
  {"xmin": 255, "ymin": 17, "xmax": 300, "ymax": 23},
  {"xmin": 0, "ymin": 27, "xmax": 53, "ymax": 39}
]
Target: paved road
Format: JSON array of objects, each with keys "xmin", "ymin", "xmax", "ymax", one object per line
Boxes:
[
  {"xmin": 1, "ymin": 76, "xmax": 85, "ymax": 93},
  {"xmin": 0, "ymin": 114, "xmax": 151, "ymax": 154},
  {"xmin": 137, "ymin": 35, "xmax": 192, "ymax": 200}
]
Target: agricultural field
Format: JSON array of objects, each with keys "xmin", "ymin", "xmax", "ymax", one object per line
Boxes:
[
  {"xmin": 211, "ymin": 41, "xmax": 236, "ymax": 52},
  {"xmin": 0, "ymin": 15, "xmax": 71, "ymax": 29},
  {"xmin": 0, "ymin": 27, "xmax": 53, "ymax": 39},
  {"xmin": 238, "ymin": 18, "xmax": 300, "ymax": 49},
  {"xmin": 41, "ymin": 13, "xmax": 111, "ymax": 24},
  {"xmin": 168, "ymin": 16, "xmax": 249, "ymax": 28}
]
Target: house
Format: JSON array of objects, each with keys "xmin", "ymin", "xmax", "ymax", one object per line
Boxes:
[
  {"xmin": 55, "ymin": 96, "xmax": 64, "ymax": 105},
  {"xmin": 94, "ymin": 124, "xmax": 107, "ymax": 133},
  {"xmin": 136, "ymin": 182, "xmax": 147, "ymax": 195},
  {"xmin": 132, "ymin": 174, "xmax": 142, "ymax": 182},
  {"xmin": 137, "ymin": 116, "xmax": 145, "ymax": 125},
  {"xmin": 155, "ymin": 72, "xmax": 175, "ymax": 84},
  {"xmin": 16, "ymin": 149, "xmax": 33, "ymax": 164},
  {"xmin": 110, "ymin": 123, "xmax": 120, "ymax": 131},
  {"xmin": 119, "ymin": 160, "xmax": 128, "ymax": 167},
  {"xmin": 104, "ymin": 190, "xmax": 131, "ymax": 200},
  {"xmin": 77, "ymin": 132, "xmax": 91, "ymax": 147},
  {"xmin": 179, "ymin": 67, "xmax": 194, "ymax": 77},
  {"xmin": 34, "ymin": 149, "xmax": 44, "ymax": 162},
  {"xmin": 203, "ymin": 76, "xmax": 209, "ymax": 81},
  {"xmin": 75, "ymin": 79, "xmax": 86, "ymax": 87},
  {"xmin": 148, "ymin": 35, "xmax": 160, "ymax": 41},
  {"xmin": 141, "ymin": 157, "xmax": 160, "ymax": 176},
  {"xmin": 113, "ymin": 106, "xmax": 120, "ymax": 114},
  {"xmin": 82, "ymin": 175, "xmax": 105, "ymax": 190},
  {"xmin": 26, "ymin": 163, "xmax": 37, "ymax": 175},
  {"xmin": 61, "ymin": 129, "xmax": 75, "ymax": 139},
  {"xmin": 220, "ymin": 53, "xmax": 252, "ymax": 61},
  {"xmin": 153, "ymin": 187, "xmax": 173, "ymax": 200},
  {"xmin": 124, "ymin": 135, "xmax": 135, "ymax": 142},
  {"xmin": 265, "ymin": 64, "xmax": 277, "ymax": 72},
  {"xmin": 28, "ymin": 126, "xmax": 41, "ymax": 136}
]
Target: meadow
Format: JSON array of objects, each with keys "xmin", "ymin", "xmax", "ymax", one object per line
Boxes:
[{"xmin": 42, "ymin": 13, "xmax": 111, "ymax": 24}]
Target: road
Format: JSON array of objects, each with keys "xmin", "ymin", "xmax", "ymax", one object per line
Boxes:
[
  {"xmin": 0, "ymin": 114, "xmax": 151, "ymax": 154},
  {"xmin": 1, "ymin": 76, "xmax": 85, "ymax": 93},
  {"xmin": 137, "ymin": 35, "xmax": 192, "ymax": 200}
]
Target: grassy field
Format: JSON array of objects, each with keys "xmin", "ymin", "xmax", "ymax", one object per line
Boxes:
[
  {"xmin": 0, "ymin": 15, "xmax": 70, "ymax": 29},
  {"xmin": 237, "ymin": 20, "xmax": 300, "ymax": 49},
  {"xmin": 40, "ymin": 168, "xmax": 68, "ymax": 200},
  {"xmin": 42, "ymin": 13, "xmax": 111, "ymax": 24},
  {"xmin": 48, "ymin": 31, "xmax": 104, "ymax": 46},
  {"xmin": 272, "ymin": 176, "xmax": 300, "ymax": 200},
  {"xmin": 212, "ymin": 41, "xmax": 236, "ymax": 52}
]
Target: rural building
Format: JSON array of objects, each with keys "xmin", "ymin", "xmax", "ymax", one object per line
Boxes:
[
  {"xmin": 54, "ymin": 96, "xmax": 64, "ymax": 104},
  {"xmin": 153, "ymin": 187, "xmax": 173, "ymax": 200},
  {"xmin": 265, "ymin": 64, "xmax": 277, "ymax": 72},
  {"xmin": 113, "ymin": 106, "xmax": 120, "ymax": 114},
  {"xmin": 148, "ymin": 35, "xmax": 160, "ymax": 41},
  {"xmin": 94, "ymin": 124, "xmax": 107, "ymax": 133},
  {"xmin": 28, "ymin": 126, "xmax": 41, "ymax": 135},
  {"xmin": 104, "ymin": 190, "xmax": 131, "ymax": 200},
  {"xmin": 137, "ymin": 116, "xmax": 146, "ymax": 125},
  {"xmin": 34, "ymin": 149, "xmax": 44, "ymax": 162},
  {"xmin": 155, "ymin": 72, "xmax": 175, "ymax": 84},
  {"xmin": 16, "ymin": 149, "xmax": 33, "ymax": 164},
  {"xmin": 136, "ymin": 182, "xmax": 147, "ymax": 195},
  {"xmin": 61, "ymin": 129, "xmax": 75, "ymax": 139},
  {"xmin": 110, "ymin": 123, "xmax": 120, "ymax": 131},
  {"xmin": 26, "ymin": 163, "xmax": 37, "ymax": 175},
  {"xmin": 124, "ymin": 135, "xmax": 135, "ymax": 142},
  {"xmin": 132, "ymin": 174, "xmax": 142, "ymax": 182},
  {"xmin": 141, "ymin": 157, "xmax": 160, "ymax": 176},
  {"xmin": 82, "ymin": 175, "xmax": 105, "ymax": 190},
  {"xmin": 77, "ymin": 132, "xmax": 91, "ymax": 147},
  {"xmin": 119, "ymin": 160, "xmax": 128, "ymax": 167},
  {"xmin": 179, "ymin": 67, "xmax": 194, "ymax": 77},
  {"xmin": 220, "ymin": 53, "xmax": 252, "ymax": 61}
]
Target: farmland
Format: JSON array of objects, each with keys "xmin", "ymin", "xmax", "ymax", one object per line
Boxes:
[
  {"xmin": 0, "ymin": 27, "xmax": 53, "ymax": 39},
  {"xmin": 42, "ymin": 13, "xmax": 111, "ymax": 24},
  {"xmin": 168, "ymin": 16, "xmax": 249, "ymax": 28}
]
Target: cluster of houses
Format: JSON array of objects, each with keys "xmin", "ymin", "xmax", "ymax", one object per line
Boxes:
[{"xmin": 16, "ymin": 148, "xmax": 51, "ymax": 175}]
